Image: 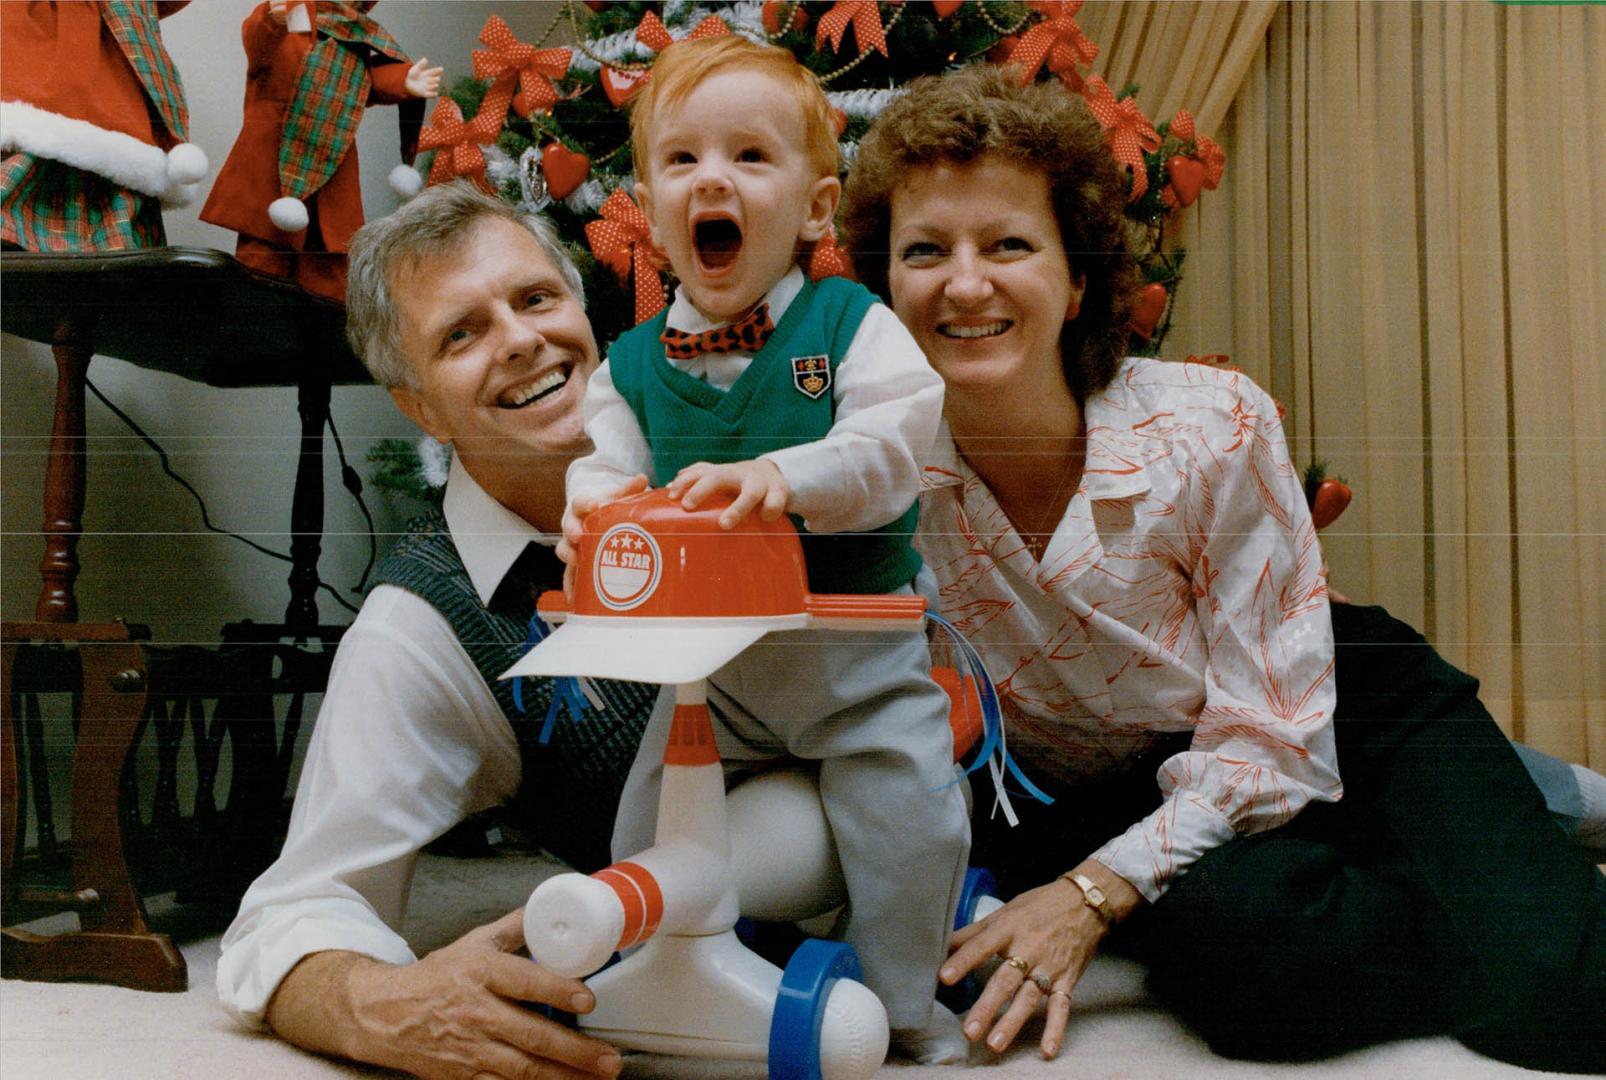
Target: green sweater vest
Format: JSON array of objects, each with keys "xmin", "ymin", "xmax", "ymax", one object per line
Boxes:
[{"xmin": 608, "ymin": 277, "xmax": 923, "ymax": 595}]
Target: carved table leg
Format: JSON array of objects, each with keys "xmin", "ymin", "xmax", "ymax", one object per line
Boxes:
[
  {"xmin": 0, "ymin": 625, "xmax": 187, "ymax": 992},
  {"xmin": 285, "ymin": 376, "xmax": 331, "ymax": 639},
  {"xmin": 37, "ymin": 324, "xmax": 92, "ymax": 622}
]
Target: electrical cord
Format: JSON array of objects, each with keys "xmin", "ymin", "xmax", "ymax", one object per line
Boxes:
[
  {"xmin": 324, "ymin": 411, "xmax": 378, "ymax": 593},
  {"xmin": 84, "ymin": 377, "xmax": 362, "ymax": 617}
]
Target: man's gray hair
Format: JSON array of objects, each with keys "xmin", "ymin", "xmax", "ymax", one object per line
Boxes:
[{"xmin": 345, "ymin": 181, "xmax": 586, "ymax": 389}]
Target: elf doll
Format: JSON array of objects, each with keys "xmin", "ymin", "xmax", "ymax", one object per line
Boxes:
[
  {"xmin": 200, "ymin": 1, "xmax": 441, "ymax": 302},
  {"xmin": 0, "ymin": 1, "xmax": 208, "ymax": 252}
]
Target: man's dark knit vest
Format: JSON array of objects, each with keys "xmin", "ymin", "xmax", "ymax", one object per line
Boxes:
[
  {"xmin": 608, "ymin": 276, "xmax": 923, "ymax": 595},
  {"xmin": 369, "ymin": 508, "xmax": 655, "ymax": 871}
]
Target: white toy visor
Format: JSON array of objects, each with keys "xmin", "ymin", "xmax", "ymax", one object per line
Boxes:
[{"xmin": 500, "ymin": 616, "xmax": 801, "ymax": 685}]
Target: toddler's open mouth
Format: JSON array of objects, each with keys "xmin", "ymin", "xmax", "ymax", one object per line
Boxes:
[{"xmin": 693, "ymin": 217, "xmax": 743, "ymax": 273}]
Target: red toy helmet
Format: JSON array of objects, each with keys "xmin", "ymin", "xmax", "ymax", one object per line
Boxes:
[{"xmin": 502, "ymin": 488, "xmax": 924, "ymax": 685}]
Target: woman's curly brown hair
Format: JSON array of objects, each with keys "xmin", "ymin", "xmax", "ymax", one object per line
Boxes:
[{"xmin": 842, "ymin": 64, "xmax": 1141, "ymax": 403}]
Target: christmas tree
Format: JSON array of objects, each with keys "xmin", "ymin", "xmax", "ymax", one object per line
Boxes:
[{"xmin": 417, "ymin": 0, "xmax": 1223, "ymax": 351}]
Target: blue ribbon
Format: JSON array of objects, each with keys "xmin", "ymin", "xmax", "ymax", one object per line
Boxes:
[
  {"xmin": 926, "ymin": 611, "xmax": 1054, "ymax": 811},
  {"xmin": 513, "ymin": 612, "xmax": 591, "ymax": 744}
]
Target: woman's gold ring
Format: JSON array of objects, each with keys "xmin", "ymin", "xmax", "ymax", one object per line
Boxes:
[
  {"xmin": 1003, "ymin": 956, "xmax": 1032, "ymax": 977},
  {"xmin": 1049, "ymin": 988, "xmax": 1073, "ymax": 1005}
]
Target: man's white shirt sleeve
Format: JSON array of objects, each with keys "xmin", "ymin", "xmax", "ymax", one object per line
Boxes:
[{"xmin": 215, "ymin": 585, "xmax": 520, "ymax": 1027}]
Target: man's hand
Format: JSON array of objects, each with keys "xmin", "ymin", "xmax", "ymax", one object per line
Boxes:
[
  {"xmin": 558, "ymin": 475, "xmax": 649, "ymax": 595},
  {"xmin": 405, "ymin": 57, "xmax": 445, "ymax": 99},
  {"xmin": 267, "ymin": 909, "xmax": 621, "ymax": 1080},
  {"xmin": 667, "ymin": 459, "xmax": 791, "ymax": 529}
]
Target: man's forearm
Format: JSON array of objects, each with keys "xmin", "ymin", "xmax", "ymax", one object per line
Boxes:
[
  {"xmin": 259, "ymin": 914, "xmax": 623, "ymax": 1080},
  {"xmin": 266, "ymin": 950, "xmax": 384, "ymax": 1065}
]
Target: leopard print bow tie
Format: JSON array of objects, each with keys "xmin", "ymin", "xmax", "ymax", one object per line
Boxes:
[{"xmin": 659, "ymin": 304, "xmax": 774, "ymax": 360}]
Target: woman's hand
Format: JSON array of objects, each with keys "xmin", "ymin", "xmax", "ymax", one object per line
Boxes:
[{"xmin": 940, "ymin": 860, "xmax": 1141, "ymax": 1059}]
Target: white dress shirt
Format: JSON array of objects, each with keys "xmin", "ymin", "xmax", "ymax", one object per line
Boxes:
[
  {"xmin": 216, "ymin": 456, "xmax": 545, "ymax": 1027},
  {"xmin": 915, "ymin": 358, "xmax": 1343, "ymax": 902},
  {"xmin": 567, "ymin": 267, "xmax": 944, "ymax": 535}
]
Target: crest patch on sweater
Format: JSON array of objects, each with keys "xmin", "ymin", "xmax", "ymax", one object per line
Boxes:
[{"xmin": 791, "ymin": 354, "xmax": 831, "ymax": 400}]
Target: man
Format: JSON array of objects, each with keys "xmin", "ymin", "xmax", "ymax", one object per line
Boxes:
[{"xmin": 217, "ymin": 182, "xmax": 649, "ymax": 1079}]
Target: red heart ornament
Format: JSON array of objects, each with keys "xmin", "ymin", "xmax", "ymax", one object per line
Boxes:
[
  {"xmin": 585, "ymin": 1, "xmax": 607, "ymax": 11},
  {"xmin": 600, "ymin": 65, "xmax": 649, "ymax": 109},
  {"xmin": 542, "ymin": 143, "xmax": 590, "ymax": 201},
  {"xmin": 1310, "ymin": 478, "xmax": 1353, "ymax": 530},
  {"xmin": 933, "ymin": 0, "xmax": 964, "ymax": 15},
  {"xmin": 1167, "ymin": 156, "xmax": 1206, "ymax": 208},
  {"xmin": 1131, "ymin": 282, "xmax": 1168, "ymax": 339}
]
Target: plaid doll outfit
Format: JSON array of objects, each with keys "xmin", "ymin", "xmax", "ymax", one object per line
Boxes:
[
  {"xmin": 198, "ymin": 1, "xmax": 423, "ymax": 301},
  {"xmin": 1, "ymin": 0, "xmax": 203, "ymax": 251}
]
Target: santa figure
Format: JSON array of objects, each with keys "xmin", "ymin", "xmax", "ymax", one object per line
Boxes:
[
  {"xmin": 0, "ymin": 1, "xmax": 209, "ymax": 251},
  {"xmin": 200, "ymin": 1, "xmax": 440, "ymax": 301}
]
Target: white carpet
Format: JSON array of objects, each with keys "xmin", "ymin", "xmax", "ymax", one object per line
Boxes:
[{"xmin": 0, "ymin": 851, "xmax": 1551, "ymax": 1080}]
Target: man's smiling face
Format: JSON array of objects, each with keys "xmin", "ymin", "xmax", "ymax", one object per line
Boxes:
[{"xmin": 388, "ymin": 216, "xmax": 599, "ymax": 499}]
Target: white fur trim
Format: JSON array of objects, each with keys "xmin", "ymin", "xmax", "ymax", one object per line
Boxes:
[
  {"xmin": 388, "ymin": 163, "xmax": 423, "ymax": 199},
  {"xmin": 0, "ymin": 100, "xmax": 182, "ymax": 199},
  {"xmin": 166, "ymin": 142, "xmax": 208, "ymax": 184},
  {"xmin": 160, "ymin": 181, "xmax": 201, "ymax": 209},
  {"xmin": 269, "ymin": 196, "xmax": 309, "ymax": 232}
]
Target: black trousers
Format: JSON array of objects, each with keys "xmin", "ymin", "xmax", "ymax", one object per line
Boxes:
[{"xmin": 972, "ymin": 603, "xmax": 1606, "ymax": 1073}]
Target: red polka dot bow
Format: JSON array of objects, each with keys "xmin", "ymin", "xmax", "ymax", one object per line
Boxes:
[
  {"xmin": 1009, "ymin": 0, "xmax": 1098, "ymax": 90},
  {"xmin": 660, "ymin": 304, "xmax": 775, "ymax": 360},
  {"xmin": 1081, "ymin": 75, "xmax": 1161, "ymax": 202},
  {"xmin": 636, "ymin": 10, "xmax": 731, "ymax": 52},
  {"xmin": 585, "ymin": 189, "xmax": 667, "ymax": 324},
  {"xmin": 816, "ymin": 1, "xmax": 888, "ymax": 58},
  {"xmin": 418, "ymin": 98, "xmax": 498, "ymax": 192},
  {"xmin": 473, "ymin": 15, "xmax": 571, "ymax": 118},
  {"xmin": 807, "ymin": 227, "xmax": 853, "ymax": 282}
]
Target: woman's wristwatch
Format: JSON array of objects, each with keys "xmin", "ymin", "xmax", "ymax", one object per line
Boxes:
[{"xmin": 1059, "ymin": 871, "xmax": 1115, "ymax": 926}]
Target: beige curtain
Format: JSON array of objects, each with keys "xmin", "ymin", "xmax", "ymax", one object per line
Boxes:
[
  {"xmin": 1078, "ymin": 0, "xmax": 1279, "ymax": 133},
  {"xmin": 1159, "ymin": 2, "xmax": 1605, "ymax": 767}
]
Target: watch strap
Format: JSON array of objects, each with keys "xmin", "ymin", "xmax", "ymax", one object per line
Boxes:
[{"xmin": 1061, "ymin": 871, "xmax": 1115, "ymax": 926}]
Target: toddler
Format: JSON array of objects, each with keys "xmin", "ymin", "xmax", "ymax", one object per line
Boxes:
[{"xmin": 562, "ymin": 35, "xmax": 969, "ymax": 1065}]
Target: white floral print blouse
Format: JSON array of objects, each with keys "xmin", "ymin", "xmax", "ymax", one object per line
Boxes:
[{"xmin": 916, "ymin": 357, "xmax": 1343, "ymax": 901}]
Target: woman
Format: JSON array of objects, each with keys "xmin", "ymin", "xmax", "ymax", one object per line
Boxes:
[{"xmin": 843, "ymin": 65, "xmax": 1605, "ymax": 1073}]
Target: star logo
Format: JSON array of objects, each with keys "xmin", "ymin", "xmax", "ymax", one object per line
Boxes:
[{"xmin": 593, "ymin": 523, "xmax": 662, "ymax": 611}]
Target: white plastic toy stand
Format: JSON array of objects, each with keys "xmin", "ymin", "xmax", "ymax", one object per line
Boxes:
[
  {"xmin": 524, "ymin": 679, "xmax": 890, "ymax": 1079},
  {"xmin": 504, "ymin": 490, "xmax": 943, "ymax": 1079}
]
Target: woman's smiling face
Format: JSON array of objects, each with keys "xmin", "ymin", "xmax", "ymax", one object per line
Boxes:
[{"xmin": 887, "ymin": 156, "xmax": 1084, "ymax": 408}]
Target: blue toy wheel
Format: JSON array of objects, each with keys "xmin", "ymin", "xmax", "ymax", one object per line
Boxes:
[
  {"xmin": 954, "ymin": 866, "xmax": 999, "ymax": 930},
  {"xmin": 768, "ymin": 938, "xmax": 864, "ymax": 1080}
]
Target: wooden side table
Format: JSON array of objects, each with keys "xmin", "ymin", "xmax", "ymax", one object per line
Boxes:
[{"xmin": 1, "ymin": 248, "xmax": 371, "ymax": 990}]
